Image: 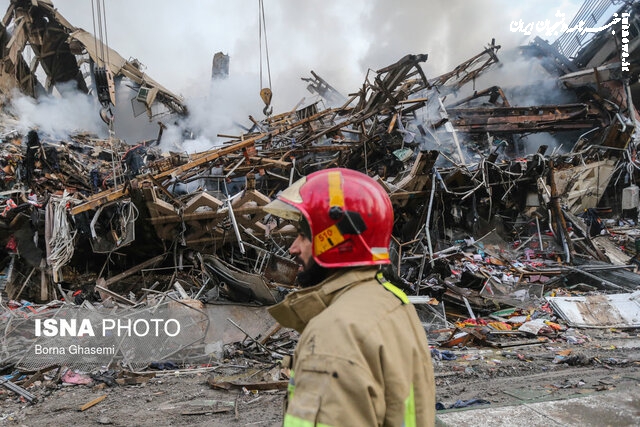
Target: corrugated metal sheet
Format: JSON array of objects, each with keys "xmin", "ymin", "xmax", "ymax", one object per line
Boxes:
[{"xmin": 547, "ymin": 291, "xmax": 640, "ymax": 328}]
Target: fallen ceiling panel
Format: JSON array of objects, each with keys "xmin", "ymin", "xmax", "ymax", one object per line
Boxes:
[{"xmin": 547, "ymin": 291, "xmax": 640, "ymax": 328}]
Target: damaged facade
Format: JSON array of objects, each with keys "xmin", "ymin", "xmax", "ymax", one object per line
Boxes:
[{"xmin": 0, "ymin": 0, "xmax": 639, "ymax": 415}]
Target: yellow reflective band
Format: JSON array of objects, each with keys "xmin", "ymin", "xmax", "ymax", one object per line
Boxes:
[
  {"xmin": 376, "ymin": 272, "xmax": 409, "ymax": 304},
  {"xmin": 404, "ymin": 383, "xmax": 417, "ymax": 427},
  {"xmin": 283, "ymin": 369, "xmax": 336, "ymax": 427},
  {"xmin": 288, "ymin": 370, "xmax": 295, "ymax": 400},
  {"xmin": 383, "ymin": 281, "xmax": 409, "ymax": 304},
  {"xmin": 314, "ymin": 224, "xmax": 345, "ymax": 255},
  {"xmin": 328, "ymin": 170, "xmax": 344, "ymax": 208}
]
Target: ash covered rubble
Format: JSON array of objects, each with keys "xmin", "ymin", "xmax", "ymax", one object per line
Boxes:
[{"xmin": 0, "ymin": 0, "xmax": 638, "ymax": 382}]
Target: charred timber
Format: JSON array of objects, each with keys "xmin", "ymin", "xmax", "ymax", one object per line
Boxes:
[{"xmin": 445, "ymin": 103, "xmax": 607, "ymax": 133}]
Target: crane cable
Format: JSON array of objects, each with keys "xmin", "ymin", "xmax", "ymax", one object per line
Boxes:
[
  {"xmin": 91, "ymin": 0, "xmax": 116, "ymax": 126},
  {"xmin": 91, "ymin": 0, "xmax": 119, "ymax": 189},
  {"xmin": 258, "ymin": 0, "xmax": 273, "ymax": 116},
  {"xmin": 91, "ymin": 0, "xmax": 110, "ymax": 69}
]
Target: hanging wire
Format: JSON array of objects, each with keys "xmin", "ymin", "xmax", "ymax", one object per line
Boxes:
[
  {"xmin": 92, "ymin": 0, "xmax": 106, "ymax": 66},
  {"xmin": 101, "ymin": 0, "xmax": 111, "ymax": 66},
  {"xmin": 258, "ymin": 0, "xmax": 272, "ymax": 90},
  {"xmin": 97, "ymin": 0, "xmax": 104, "ymax": 63},
  {"xmin": 91, "ymin": 0, "xmax": 112, "ymax": 74},
  {"xmin": 47, "ymin": 192, "xmax": 78, "ymax": 283},
  {"xmin": 258, "ymin": 0, "xmax": 262, "ymax": 91},
  {"xmin": 91, "ymin": 1, "xmax": 99, "ymax": 66}
]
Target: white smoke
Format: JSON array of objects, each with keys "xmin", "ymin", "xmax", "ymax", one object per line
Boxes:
[
  {"xmin": 3, "ymin": 0, "xmax": 583, "ymax": 105},
  {"xmin": 7, "ymin": 83, "xmax": 105, "ymax": 139},
  {"xmin": 0, "ymin": 0, "xmax": 589, "ymax": 147}
]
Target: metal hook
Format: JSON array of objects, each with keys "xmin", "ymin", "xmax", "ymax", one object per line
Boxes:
[{"xmin": 100, "ymin": 107, "xmax": 114, "ymax": 125}]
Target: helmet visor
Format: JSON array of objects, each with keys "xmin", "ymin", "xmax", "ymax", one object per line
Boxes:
[
  {"xmin": 263, "ymin": 176, "xmax": 307, "ymax": 220},
  {"xmin": 263, "ymin": 198, "xmax": 302, "ymax": 220}
]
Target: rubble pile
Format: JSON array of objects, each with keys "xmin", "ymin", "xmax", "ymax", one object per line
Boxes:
[{"xmin": 0, "ymin": 0, "xmax": 639, "ymax": 411}]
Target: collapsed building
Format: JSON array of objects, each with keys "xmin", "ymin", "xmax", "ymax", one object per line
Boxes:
[{"xmin": 0, "ymin": 0, "xmax": 639, "ymax": 374}]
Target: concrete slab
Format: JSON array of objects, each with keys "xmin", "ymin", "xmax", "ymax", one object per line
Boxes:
[{"xmin": 436, "ymin": 386, "xmax": 640, "ymax": 427}]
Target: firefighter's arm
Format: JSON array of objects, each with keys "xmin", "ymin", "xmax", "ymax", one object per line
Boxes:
[{"xmin": 284, "ymin": 353, "xmax": 382, "ymax": 427}]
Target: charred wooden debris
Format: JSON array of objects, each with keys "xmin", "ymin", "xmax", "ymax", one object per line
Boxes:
[{"xmin": 0, "ymin": 0, "xmax": 639, "ymax": 340}]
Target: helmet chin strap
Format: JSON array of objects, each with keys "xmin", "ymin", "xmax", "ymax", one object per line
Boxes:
[
  {"xmin": 340, "ymin": 210, "xmax": 376, "ymax": 258},
  {"xmin": 355, "ymin": 230, "xmax": 376, "ymax": 259},
  {"xmin": 334, "ymin": 209, "xmax": 367, "ymax": 235}
]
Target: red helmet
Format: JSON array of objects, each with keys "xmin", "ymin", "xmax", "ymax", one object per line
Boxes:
[{"xmin": 264, "ymin": 168, "xmax": 393, "ymax": 268}]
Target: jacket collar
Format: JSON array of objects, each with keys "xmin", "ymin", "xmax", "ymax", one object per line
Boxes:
[{"xmin": 268, "ymin": 267, "xmax": 378, "ymax": 332}]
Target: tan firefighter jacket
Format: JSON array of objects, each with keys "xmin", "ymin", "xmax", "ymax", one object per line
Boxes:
[{"xmin": 268, "ymin": 267, "xmax": 436, "ymax": 427}]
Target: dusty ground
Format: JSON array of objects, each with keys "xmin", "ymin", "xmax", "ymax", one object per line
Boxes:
[
  {"xmin": 1, "ymin": 328, "xmax": 639, "ymax": 426},
  {"xmin": 433, "ymin": 328, "xmax": 640, "ymax": 411},
  {"xmin": 0, "ymin": 367, "xmax": 285, "ymax": 427}
]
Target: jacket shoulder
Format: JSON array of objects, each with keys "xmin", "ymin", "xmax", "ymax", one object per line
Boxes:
[{"xmin": 304, "ymin": 278, "xmax": 422, "ymax": 350}]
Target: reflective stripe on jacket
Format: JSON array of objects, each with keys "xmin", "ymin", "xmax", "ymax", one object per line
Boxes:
[{"xmin": 269, "ymin": 267, "xmax": 436, "ymax": 426}]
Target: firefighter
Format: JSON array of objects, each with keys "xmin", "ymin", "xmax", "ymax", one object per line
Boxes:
[{"xmin": 264, "ymin": 168, "xmax": 435, "ymax": 426}]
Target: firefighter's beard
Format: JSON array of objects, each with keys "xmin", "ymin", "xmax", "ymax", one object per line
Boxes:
[{"xmin": 295, "ymin": 258, "xmax": 330, "ymax": 288}]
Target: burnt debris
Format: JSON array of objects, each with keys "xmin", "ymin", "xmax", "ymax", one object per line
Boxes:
[{"xmin": 0, "ymin": 0, "xmax": 639, "ymax": 371}]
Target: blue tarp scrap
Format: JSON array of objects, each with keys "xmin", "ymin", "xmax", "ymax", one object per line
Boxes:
[
  {"xmin": 436, "ymin": 398, "xmax": 491, "ymax": 410},
  {"xmin": 431, "ymin": 348, "xmax": 457, "ymax": 361}
]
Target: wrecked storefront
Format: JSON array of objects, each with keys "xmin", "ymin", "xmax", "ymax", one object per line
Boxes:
[{"xmin": 0, "ymin": 0, "xmax": 639, "ymax": 424}]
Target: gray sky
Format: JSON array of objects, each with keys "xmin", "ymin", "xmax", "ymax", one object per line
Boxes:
[
  {"xmin": 2, "ymin": 0, "xmax": 587, "ymax": 108},
  {"xmin": 4, "ymin": 0, "xmax": 607, "ymax": 145}
]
